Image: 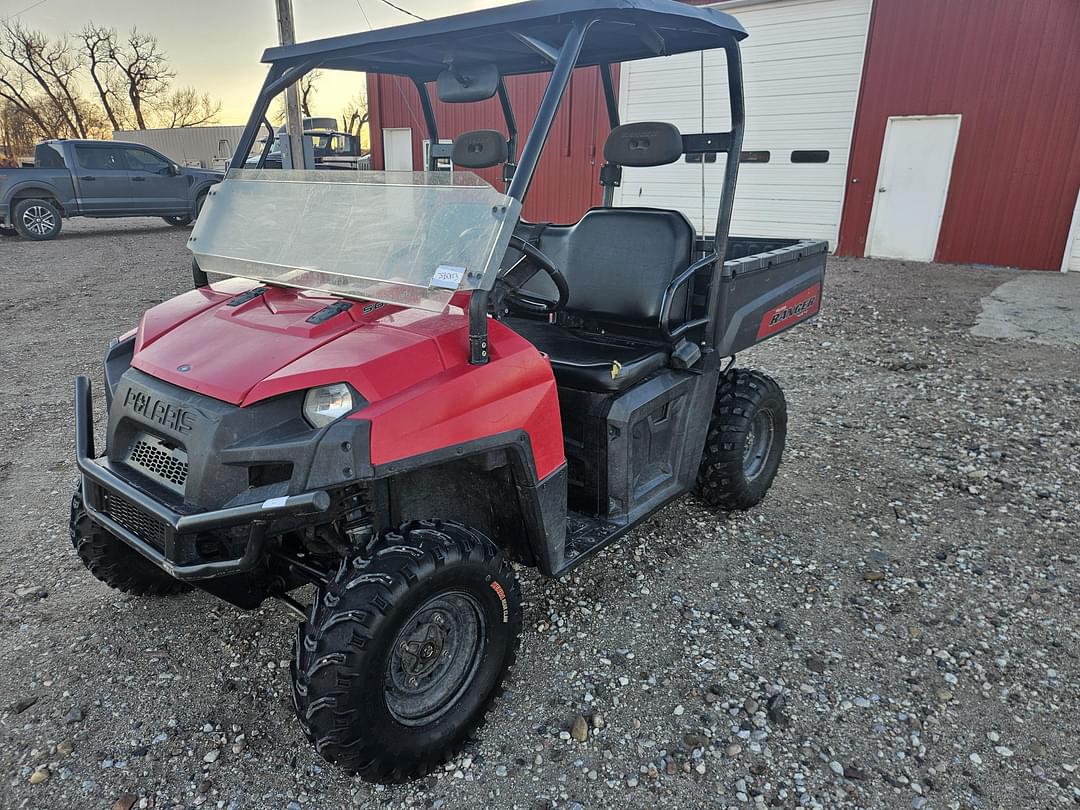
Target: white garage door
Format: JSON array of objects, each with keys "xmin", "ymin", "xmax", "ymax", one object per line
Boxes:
[{"xmin": 615, "ymin": 0, "xmax": 872, "ymax": 247}]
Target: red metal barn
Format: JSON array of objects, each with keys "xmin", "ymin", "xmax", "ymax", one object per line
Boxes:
[
  {"xmin": 367, "ymin": 68, "xmax": 614, "ymax": 223},
  {"xmin": 837, "ymin": 0, "xmax": 1080, "ymax": 270},
  {"xmin": 367, "ymin": 0, "xmax": 1080, "ymax": 270}
]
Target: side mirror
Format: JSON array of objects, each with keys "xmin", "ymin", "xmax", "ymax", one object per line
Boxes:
[
  {"xmin": 169, "ymin": 163, "xmax": 181, "ymax": 176},
  {"xmin": 436, "ymin": 62, "xmax": 499, "ymax": 103}
]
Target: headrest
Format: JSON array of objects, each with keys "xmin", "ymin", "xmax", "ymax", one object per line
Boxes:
[
  {"xmin": 603, "ymin": 122, "xmax": 683, "ymax": 167},
  {"xmin": 451, "ymin": 130, "xmax": 509, "ymax": 169}
]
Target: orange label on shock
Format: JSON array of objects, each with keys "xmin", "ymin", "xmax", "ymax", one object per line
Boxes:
[{"xmin": 490, "ymin": 581, "xmax": 509, "ymax": 622}]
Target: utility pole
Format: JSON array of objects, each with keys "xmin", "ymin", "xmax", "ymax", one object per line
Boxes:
[{"xmin": 275, "ymin": 0, "xmax": 306, "ymax": 169}]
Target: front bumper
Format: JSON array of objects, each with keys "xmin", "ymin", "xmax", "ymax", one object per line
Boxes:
[{"xmin": 75, "ymin": 376, "xmax": 331, "ymax": 580}]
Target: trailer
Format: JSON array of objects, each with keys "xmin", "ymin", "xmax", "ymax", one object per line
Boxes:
[{"xmin": 112, "ymin": 126, "xmax": 247, "ymax": 171}]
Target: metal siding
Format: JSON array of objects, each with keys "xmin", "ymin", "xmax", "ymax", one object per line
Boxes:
[
  {"xmin": 614, "ymin": 0, "xmax": 872, "ymax": 243},
  {"xmin": 366, "ymin": 68, "xmax": 612, "ymax": 223},
  {"xmin": 113, "ymin": 126, "xmax": 247, "ymax": 168},
  {"xmin": 838, "ymin": 0, "xmax": 1080, "ymax": 270}
]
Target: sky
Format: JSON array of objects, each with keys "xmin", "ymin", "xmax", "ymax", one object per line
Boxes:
[{"xmin": 4, "ymin": 0, "xmax": 511, "ymax": 125}]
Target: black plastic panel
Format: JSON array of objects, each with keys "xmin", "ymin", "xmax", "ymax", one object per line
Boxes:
[{"xmin": 715, "ymin": 238, "xmax": 828, "ymax": 356}]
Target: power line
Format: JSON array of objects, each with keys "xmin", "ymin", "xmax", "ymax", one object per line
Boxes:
[
  {"xmin": 1, "ymin": 0, "xmax": 49, "ymax": 22},
  {"xmin": 352, "ymin": 0, "xmax": 373, "ymax": 30},
  {"xmin": 374, "ymin": 0, "xmax": 425, "ymax": 22}
]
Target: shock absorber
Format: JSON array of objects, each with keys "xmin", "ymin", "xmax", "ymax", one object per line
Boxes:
[{"xmin": 342, "ymin": 486, "xmax": 375, "ymax": 553}]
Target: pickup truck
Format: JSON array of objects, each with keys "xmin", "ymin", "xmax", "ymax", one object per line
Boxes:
[
  {"xmin": 0, "ymin": 139, "xmax": 221, "ymax": 241},
  {"xmin": 245, "ymin": 128, "xmax": 370, "ymax": 170}
]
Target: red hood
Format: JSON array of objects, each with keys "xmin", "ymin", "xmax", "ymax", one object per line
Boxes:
[{"xmin": 132, "ymin": 284, "xmax": 461, "ymax": 406}]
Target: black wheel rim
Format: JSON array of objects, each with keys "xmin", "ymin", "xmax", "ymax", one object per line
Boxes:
[
  {"xmin": 22, "ymin": 205, "xmax": 55, "ymax": 236},
  {"xmin": 742, "ymin": 408, "xmax": 775, "ymax": 481},
  {"xmin": 385, "ymin": 590, "xmax": 487, "ymax": 727}
]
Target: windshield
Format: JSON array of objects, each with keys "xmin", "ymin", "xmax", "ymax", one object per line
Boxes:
[{"xmin": 189, "ymin": 169, "xmax": 521, "ymax": 312}]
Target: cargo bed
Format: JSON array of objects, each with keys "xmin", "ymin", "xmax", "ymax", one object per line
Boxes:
[{"xmin": 699, "ymin": 236, "xmax": 828, "ymax": 356}]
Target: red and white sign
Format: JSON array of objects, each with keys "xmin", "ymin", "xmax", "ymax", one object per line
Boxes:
[{"xmin": 756, "ymin": 283, "xmax": 821, "ymax": 339}]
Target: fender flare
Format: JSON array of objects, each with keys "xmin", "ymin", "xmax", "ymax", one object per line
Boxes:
[
  {"xmin": 370, "ymin": 430, "xmax": 568, "ymax": 575},
  {"xmin": 4, "ymin": 183, "xmax": 65, "ymax": 221},
  {"xmin": 190, "ymin": 181, "xmax": 218, "ymax": 216}
]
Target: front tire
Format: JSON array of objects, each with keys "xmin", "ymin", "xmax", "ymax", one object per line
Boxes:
[
  {"xmin": 162, "ymin": 215, "xmax": 192, "ymax": 227},
  {"xmin": 13, "ymin": 198, "xmax": 62, "ymax": 241},
  {"xmin": 69, "ymin": 486, "xmax": 191, "ymax": 596},
  {"xmin": 697, "ymin": 369, "xmax": 787, "ymax": 510},
  {"xmin": 291, "ymin": 520, "xmax": 522, "ymax": 782}
]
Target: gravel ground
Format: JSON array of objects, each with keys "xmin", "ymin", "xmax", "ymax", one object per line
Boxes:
[{"xmin": 1, "ymin": 218, "xmax": 1078, "ymax": 810}]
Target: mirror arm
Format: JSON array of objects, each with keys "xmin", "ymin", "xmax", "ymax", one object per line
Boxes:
[
  {"xmin": 497, "ymin": 78, "xmax": 517, "ymax": 164},
  {"xmin": 412, "ymin": 78, "xmax": 441, "ymax": 169},
  {"xmin": 446, "ymin": 62, "xmax": 472, "ymax": 88}
]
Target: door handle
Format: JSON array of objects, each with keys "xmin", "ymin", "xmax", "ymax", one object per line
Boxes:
[
  {"xmin": 132, "ymin": 176, "xmax": 145, "ymax": 182},
  {"xmin": 81, "ymin": 175, "xmax": 96, "ymax": 181}
]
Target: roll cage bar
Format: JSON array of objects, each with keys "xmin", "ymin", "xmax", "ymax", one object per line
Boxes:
[{"xmin": 229, "ymin": 0, "xmax": 747, "ymax": 359}]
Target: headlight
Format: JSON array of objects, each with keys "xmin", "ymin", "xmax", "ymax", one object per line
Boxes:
[{"xmin": 303, "ymin": 383, "xmax": 354, "ymax": 428}]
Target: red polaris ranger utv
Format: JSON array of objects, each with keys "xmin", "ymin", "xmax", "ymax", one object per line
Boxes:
[{"xmin": 72, "ymin": 0, "xmax": 826, "ymax": 782}]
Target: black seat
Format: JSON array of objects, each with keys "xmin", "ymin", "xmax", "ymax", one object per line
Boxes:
[
  {"xmin": 504, "ymin": 205, "xmax": 694, "ymax": 392},
  {"xmin": 502, "ymin": 121, "xmax": 696, "ymax": 393},
  {"xmin": 506, "ymin": 317, "xmax": 669, "ymax": 392}
]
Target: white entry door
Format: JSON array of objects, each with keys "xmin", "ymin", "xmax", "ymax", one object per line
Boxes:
[
  {"xmin": 383, "ymin": 128, "xmax": 413, "ymax": 171},
  {"xmin": 867, "ymin": 115, "xmax": 961, "ymax": 262}
]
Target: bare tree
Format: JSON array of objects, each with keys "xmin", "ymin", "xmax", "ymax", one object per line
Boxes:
[
  {"xmin": 272, "ymin": 71, "xmax": 320, "ymax": 125},
  {"xmin": 80, "ymin": 25, "xmax": 129, "ymax": 131},
  {"xmin": 158, "ymin": 86, "xmax": 221, "ymax": 128},
  {"xmin": 341, "ymin": 92, "xmax": 369, "ymax": 138},
  {"xmin": 0, "ymin": 22, "xmax": 90, "ymax": 138},
  {"xmin": 0, "ymin": 63, "xmax": 55, "ymax": 138},
  {"xmin": 0, "ymin": 98, "xmax": 39, "ymax": 159},
  {"xmin": 299, "ymin": 70, "xmax": 321, "ymax": 118},
  {"xmin": 108, "ymin": 28, "xmax": 173, "ymax": 129}
]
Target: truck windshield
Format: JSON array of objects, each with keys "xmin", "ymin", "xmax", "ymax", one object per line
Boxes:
[{"xmin": 189, "ymin": 169, "xmax": 521, "ymax": 312}]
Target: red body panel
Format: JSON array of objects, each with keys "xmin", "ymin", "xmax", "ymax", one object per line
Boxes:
[{"xmin": 130, "ymin": 284, "xmax": 566, "ymax": 480}]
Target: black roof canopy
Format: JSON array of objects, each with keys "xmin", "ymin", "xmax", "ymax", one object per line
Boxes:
[{"xmin": 262, "ymin": 0, "xmax": 747, "ymax": 80}]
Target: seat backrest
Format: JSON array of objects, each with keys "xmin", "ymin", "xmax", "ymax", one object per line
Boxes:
[
  {"xmin": 526, "ymin": 207, "xmax": 695, "ymax": 332},
  {"xmin": 517, "ymin": 122, "xmax": 694, "ymax": 334}
]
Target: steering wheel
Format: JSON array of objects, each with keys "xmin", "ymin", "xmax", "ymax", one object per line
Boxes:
[{"xmin": 495, "ymin": 235, "xmax": 570, "ymax": 315}]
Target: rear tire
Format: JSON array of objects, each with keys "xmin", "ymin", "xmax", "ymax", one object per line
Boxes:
[
  {"xmin": 13, "ymin": 198, "xmax": 62, "ymax": 241},
  {"xmin": 697, "ymin": 368, "xmax": 787, "ymax": 510},
  {"xmin": 69, "ymin": 486, "xmax": 191, "ymax": 596},
  {"xmin": 291, "ymin": 520, "xmax": 522, "ymax": 782}
]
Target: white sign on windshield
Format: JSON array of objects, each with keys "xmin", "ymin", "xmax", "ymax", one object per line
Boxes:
[{"xmin": 431, "ymin": 265, "xmax": 466, "ymax": 290}]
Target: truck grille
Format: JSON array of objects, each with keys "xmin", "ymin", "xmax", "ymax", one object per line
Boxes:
[
  {"xmin": 103, "ymin": 492, "xmax": 167, "ymax": 551},
  {"xmin": 126, "ymin": 433, "xmax": 189, "ymax": 492}
]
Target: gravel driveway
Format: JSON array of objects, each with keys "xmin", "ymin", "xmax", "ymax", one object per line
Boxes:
[{"xmin": 1, "ymin": 218, "xmax": 1078, "ymax": 810}]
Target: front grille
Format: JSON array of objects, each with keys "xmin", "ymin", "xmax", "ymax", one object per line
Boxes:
[
  {"xmin": 103, "ymin": 492, "xmax": 167, "ymax": 551},
  {"xmin": 126, "ymin": 433, "xmax": 189, "ymax": 492}
]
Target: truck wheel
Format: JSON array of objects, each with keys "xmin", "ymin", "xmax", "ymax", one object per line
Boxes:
[
  {"xmin": 697, "ymin": 369, "xmax": 787, "ymax": 510},
  {"xmin": 291, "ymin": 520, "xmax": 522, "ymax": 782},
  {"xmin": 69, "ymin": 487, "xmax": 191, "ymax": 596},
  {"xmin": 13, "ymin": 198, "xmax": 62, "ymax": 241},
  {"xmin": 162, "ymin": 215, "xmax": 192, "ymax": 227}
]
